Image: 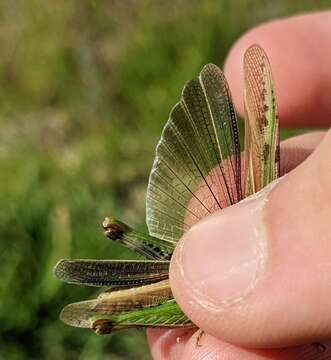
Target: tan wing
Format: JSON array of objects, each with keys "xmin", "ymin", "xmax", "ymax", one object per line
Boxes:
[{"xmin": 244, "ymin": 44, "xmax": 280, "ymax": 196}]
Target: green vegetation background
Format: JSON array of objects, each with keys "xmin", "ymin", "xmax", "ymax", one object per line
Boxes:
[{"xmin": 0, "ymin": 1, "xmax": 328, "ymax": 359}]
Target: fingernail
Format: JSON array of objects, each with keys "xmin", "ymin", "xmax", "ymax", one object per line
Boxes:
[{"xmin": 174, "ymin": 180, "xmax": 280, "ymax": 309}]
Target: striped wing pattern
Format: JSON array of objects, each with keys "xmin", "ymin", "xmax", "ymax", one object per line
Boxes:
[
  {"xmin": 54, "ymin": 259, "xmax": 170, "ymax": 288},
  {"xmin": 146, "ymin": 64, "xmax": 242, "ymax": 243}
]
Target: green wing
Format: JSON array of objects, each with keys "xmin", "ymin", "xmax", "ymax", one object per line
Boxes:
[
  {"xmin": 92, "ymin": 300, "xmax": 192, "ymax": 334},
  {"xmin": 146, "ymin": 64, "xmax": 242, "ymax": 243},
  {"xmin": 59, "ymin": 279, "xmax": 192, "ymax": 332},
  {"xmin": 102, "ymin": 217, "xmax": 174, "ymax": 260},
  {"xmin": 63, "ymin": 300, "xmax": 191, "ymax": 334},
  {"xmin": 244, "ymin": 44, "xmax": 280, "ymax": 196},
  {"xmin": 54, "ymin": 259, "xmax": 169, "ymax": 287}
]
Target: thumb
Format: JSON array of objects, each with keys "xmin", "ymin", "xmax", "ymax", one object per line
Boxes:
[{"xmin": 170, "ymin": 130, "xmax": 331, "ymax": 348}]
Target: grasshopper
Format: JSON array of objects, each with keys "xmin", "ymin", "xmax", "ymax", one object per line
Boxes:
[{"xmin": 54, "ymin": 44, "xmax": 279, "ymax": 334}]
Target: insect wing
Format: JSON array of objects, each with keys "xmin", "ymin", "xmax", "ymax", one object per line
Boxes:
[
  {"xmin": 102, "ymin": 217, "xmax": 175, "ymax": 260},
  {"xmin": 54, "ymin": 259, "xmax": 169, "ymax": 288},
  {"xmin": 60, "ymin": 279, "xmax": 192, "ymax": 331},
  {"xmin": 146, "ymin": 64, "xmax": 242, "ymax": 243},
  {"xmin": 244, "ymin": 44, "xmax": 280, "ymax": 196},
  {"xmin": 92, "ymin": 299, "xmax": 192, "ymax": 334}
]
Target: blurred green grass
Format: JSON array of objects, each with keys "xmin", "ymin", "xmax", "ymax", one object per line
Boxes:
[{"xmin": 0, "ymin": 1, "xmax": 329, "ymax": 359}]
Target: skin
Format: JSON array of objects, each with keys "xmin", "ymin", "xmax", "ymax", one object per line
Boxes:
[{"xmin": 148, "ymin": 11, "xmax": 331, "ymax": 360}]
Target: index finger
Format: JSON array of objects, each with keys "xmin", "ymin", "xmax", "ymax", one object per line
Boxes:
[{"xmin": 224, "ymin": 11, "xmax": 331, "ymax": 128}]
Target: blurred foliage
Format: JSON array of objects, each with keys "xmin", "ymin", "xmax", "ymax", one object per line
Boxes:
[{"xmin": 0, "ymin": 0, "xmax": 329, "ymax": 359}]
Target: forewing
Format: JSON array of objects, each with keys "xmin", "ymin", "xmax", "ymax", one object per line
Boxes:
[
  {"xmin": 54, "ymin": 259, "xmax": 169, "ymax": 287},
  {"xmin": 93, "ymin": 299, "xmax": 192, "ymax": 334},
  {"xmin": 244, "ymin": 44, "xmax": 280, "ymax": 196},
  {"xmin": 60, "ymin": 279, "xmax": 192, "ymax": 331},
  {"xmin": 102, "ymin": 217, "xmax": 175, "ymax": 260},
  {"xmin": 146, "ymin": 64, "xmax": 242, "ymax": 242}
]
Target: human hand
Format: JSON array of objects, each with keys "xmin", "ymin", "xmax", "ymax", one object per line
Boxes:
[{"xmin": 148, "ymin": 11, "xmax": 331, "ymax": 359}]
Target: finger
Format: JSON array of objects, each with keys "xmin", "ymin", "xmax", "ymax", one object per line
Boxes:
[
  {"xmin": 149, "ymin": 328, "xmax": 331, "ymax": 359},
  {"xmin": 176, "ymin": 331, "xmax": 283, "ymax": 360},
  {"xmin": 169, "ymin": 130, "xmax": 331, "ymax": 348},
  {"xmin": 147, "ymin": 328, "xmax": 195, "ymax": 360},
  {"xmin": 148, "ymin": 131, "xmax": 324, "ymax": 357},
  {"xmin": 280, "ymin": 131, "xmax": 325, "ymax": 174},
  {"xmin": 181, "ymin": 335, "xmax": 331, "ymax": 360},
  {"xmin": 224, "ymin": 11, "xmax": 331, "ymax": 128}
]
